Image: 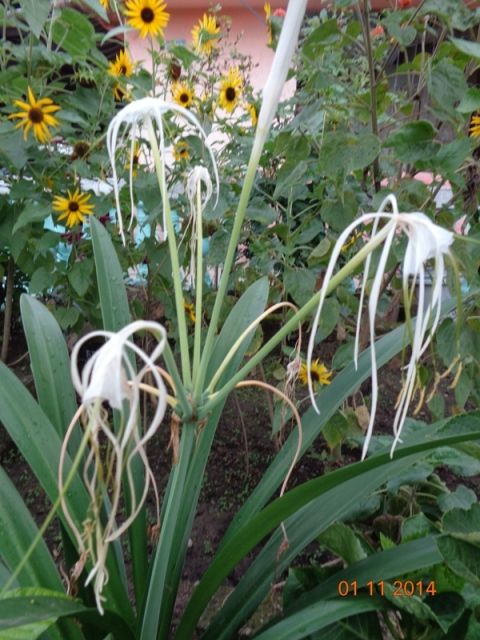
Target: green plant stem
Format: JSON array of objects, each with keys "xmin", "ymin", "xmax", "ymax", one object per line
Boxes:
[
  {"xmin": 1, "ymin": 420, "xmax": 91, "ymax": 595},
  {"xmin": 139, "ymin": 424, "xmax": 196, "ymax": 640},
  {"xmin": 193, "ymin": 182, "xmax": 203, "ymax": 383},
  {"xmin": 146, "ymin": 118, "xmax": 192, "ymax": 388},
  {"xmin": 194, "ymin": 139, "xmax": 263, "ymax": 399},
  {"xmin": 1, "ymin": 256, "xmax": 15, "ymax": 363},
  {"xmin": 162, "ymin": 341, "xmax": 191, "ymax": 418},
  {"xmin": 200, "ymin": 225, "xmax": 391, "ymax": 416},
  {"xmin": 360, "ymin": 0, "xmax": 381, "ymax": 192}
]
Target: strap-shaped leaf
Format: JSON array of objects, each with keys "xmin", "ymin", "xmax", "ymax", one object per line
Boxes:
[
  {"xmin": 90, "ymin": 216, "xmax": 130, "ymax": 332},
  {"xmin": 140, "ymin": 279, "xmax": 270, "ymax": 639},
  {"xmin": 223, "ymin": 293, "xmax": 463, "ymax": 544},
  {"xmin": 0, "ymin": 466, "xmax": 61, "ymax": 591},
  {"xmin": 20, "ymin": 294, "xmax": 79, "ymax": 449},
  {"xmin": 175, "ymin": 413, "xmax": 480, "ymax": 639},
  {"xmin": 0, "ymin": 588, "xmax": 134, "ymax": 640},
  {"xmin": 285, "ymin": 535, "xmax": 441, "ymax": 616},
  {"xmin": 0, "ymin": 362, "xmax": 133, "ymax": 624},
  {"xmin": 205, "ymin": 277, "xmax": 269, "ymax": 388},
  {"xmin": 253, "ymin": 597, "xmax": 384, "ymax": 640},
  {"xmin": 91, "ymin": 216, "xmax": 148, "ymax": 607}
]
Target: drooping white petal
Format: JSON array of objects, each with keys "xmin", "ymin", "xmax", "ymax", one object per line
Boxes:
[
  {"xmin": 403, "ymin": 212, "xmax": 453, "ymax": 275},
  {"xmin": 66, "ymin": 320, "xmax": 168, "ymax": 614},
  {"xmin": 106, "ymin": 97, "xmax": 219, "ymax": 244},
  {"xmin": 187, "ymin": 165, "xmax": 213, "ymax": 208},
  {"xmin": 307, "ymin": 194, "xmax": 454, "ymax": 459},
  {"xmin": 361, "ymin": 222, "xmax": 396, "ymax": 460}
]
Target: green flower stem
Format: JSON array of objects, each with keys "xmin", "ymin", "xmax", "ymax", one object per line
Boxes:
[
  {"xmin": 195, "ymin": 2, "xmax": 308, "ymax": 399},
  {"xmin": 194, "ymin": 141, "xmax": 263, "ymax": 399},
  {"xmin": 146, "ymin": 118, "xmax": 192, "ymax": 388},
  {"xmin": 139, "ymin": 424, "xmax": 196, "ymax": 640},
  {"xmin": 207, "ymin": 302, "xmax": 296, "ymax": 394},
  {"xmin": 162, "ymin": 341, "xmax": 191, "ymax": 419},
  {"xmin": 193, "ymin": 181, "xmax": 203, "ymax": 383},
  {"xmin": 200, "ymin": 224, "xmax": 392, "ymax": 416}
]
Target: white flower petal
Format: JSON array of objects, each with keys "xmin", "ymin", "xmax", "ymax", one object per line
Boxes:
[
  {"xmin": 308, "ymin": 194, "xmax": 454, "ymax": 459},
  {"xmin": 106, "ymin": 98, "xmax": 219, "ymax": 245}
]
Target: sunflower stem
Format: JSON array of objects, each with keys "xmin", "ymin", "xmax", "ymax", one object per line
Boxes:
[
  {"xmin": 1, "ymin": 256, "xmax": 14, "ymax": 363},
  {"xmin": 359, "ymin": 0, "xmax": 381, "ymax": 192}
]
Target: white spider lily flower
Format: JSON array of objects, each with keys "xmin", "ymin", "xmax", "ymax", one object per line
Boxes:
[
  {"xmin": 185, "ymin": 166, "xmax": 213, "ymax": 289},
  {"xmin": 106, "ymin": 97, "xmax": 219, "ymax": 244},
  {"xmin": 65, "ymin": 320, "xmax": 168, "ymax": 613},
  {"xmin": 187, "ymin": 165, "xmax": 213, "ymax": 208},
  {"xmin": 307, "ymin": 195, "xmax": 454, "ymax": 459}
]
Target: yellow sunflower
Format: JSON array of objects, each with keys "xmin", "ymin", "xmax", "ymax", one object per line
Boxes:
[
  {"xmin": 184, "ymin": 302, "xmax": 196, "ymax": 323},
  {"xmin": 264, "ymin": 2, "xmax": 272, "ymax": 45},
  {"xmin": 469, "ymin": 114, "xmax": 480, "ymax": 138},
  {"xmin": 108, "ymin": 49, "xmax": 134, "ymax": 78},
  {"xmin": 191, "ymin": 13, "xmax": 220, "ymax": 55},
  {"xmin": 125, "ymin": 0, "xmax": 170, "ymax": 39},
  {"xmin": 52, "ymin": 188, "xmax": 94, "ymax": 228},
  {"xmin": 99, "ymin": 0, "xmax": 109, "ymax": 8},
  {"xmin": 172, "ymin": 82, "xmax": 194, "ymax": 109},
  {"xmin": 112, "ymin": 83, "xmax": 131, "ymax": 102},
  {"xmin": 298, "ymin": 359, "xmax": 332, "ymax": 386},
  {"xmin": 173, "ymin": 140, "xmax": 190, "ymax": 162},
  {"xmin": 245, "ymin": 102, "xmax": 257, "ymax": 127},
  {"xmin": 8, "ymin": 87, "xmax": 60, "ymax": 144},
  {"xmin": 218, "ymin": 67, "xmax": 242, "ymax": 113}
]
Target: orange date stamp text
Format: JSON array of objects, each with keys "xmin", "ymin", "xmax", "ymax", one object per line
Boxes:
[{"xmin": 337, "ymin": 579, "xmax": 437, "ymax": 597}]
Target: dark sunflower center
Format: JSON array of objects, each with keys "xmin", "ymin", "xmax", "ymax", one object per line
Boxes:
[
  {"xmin": 311, "ymin": 369, "xmax": 320, "ymax": 382},
  {"xmin": 29, "ymin": 107, "xmax": 44, "ymax": 124},
  {"xmin": 120, "ymin": 65, "xmax": 127, "ymax": 74},
  {"xmin": 180, "ymin": 93, "xmax": 189, "ymax": 103},
  {"xmin": 226, "ymin": 87, "xmax": 236, "ymax": 102},
  {"xmin": 141, "ymin": 7, "xmax": 155, "ymax": 23},
  {"xmin": 68, "ymin": 201, "xmax": 80, "ymax": 212}
]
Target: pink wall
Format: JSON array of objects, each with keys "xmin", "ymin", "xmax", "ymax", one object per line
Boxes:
[{"xmin": 127, "ymin": 8, "xmax": 273, "ymax": 91}]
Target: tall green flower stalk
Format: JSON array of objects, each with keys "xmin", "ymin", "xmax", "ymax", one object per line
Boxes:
[{"xmin": 193, "ymin": 0, "xmax": 309, "ymax": 399}]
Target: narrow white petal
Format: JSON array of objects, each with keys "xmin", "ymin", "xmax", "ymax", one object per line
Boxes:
[{"xmin": 361, "ymin": 223, "xmax": 396, "ymax": 460}]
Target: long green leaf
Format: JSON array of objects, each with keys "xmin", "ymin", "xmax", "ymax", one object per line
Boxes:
[
  {"xmin": 0, "ymin": 466, "xmax": 61, "ymax": 591},
  {"xmin": 204, "ymin": 277, "xmax": 269, "ymax": 388},
  {"xmin": 0, "ymin": 589, "xmax": 134, "ymax": 640},
  {"xmin": 222, "ymin": 294, "xmax": 461, "ymax": 546},
  {"xmin": 20, "ymin": 295, "xmax": 78, "ymax": 445},
  {"xmin": 0, "ymin": 561, "xmax": 13, "ymax": 590},
  {"xmin": 285, "ymin": 535, "xmax": 442, "ymax": 613},
  {"xmin": 91, "ymin": 216, "xmax": 148, "ymax": 607},
  {"xmin": 175, "ymin": 413, "xmax": 480, "ymax": 638},
  {"xmin": 20, "ymin": 294, "xmax": 83, "ymax": 581},
  {"xmin": 253, "ymin": 597, "xmax": 384, "ymax": 640},
  {"xmin": 0, "ymin": 362, "xmax": 134, "ymax": 625},
  {"xmin": 0, "ymin": 590, "xmax": 86, "ymax": 631},
  {"xmin": 90, "ymin": 216, "xmax": 130, "ymax": 333},
  {"xmin": 140, "ymin": 278, "xmax": 270, "ymax": 639}
]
